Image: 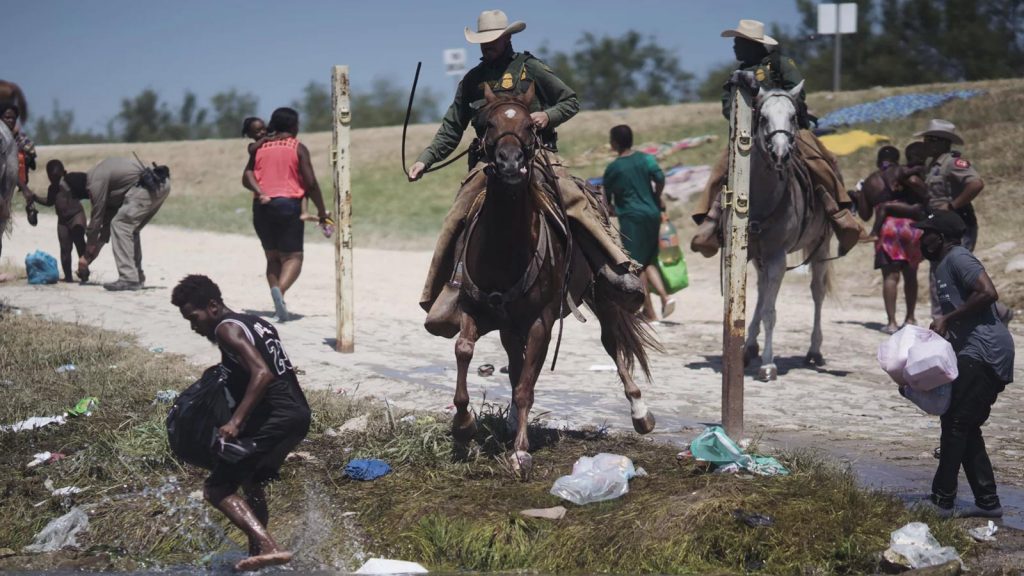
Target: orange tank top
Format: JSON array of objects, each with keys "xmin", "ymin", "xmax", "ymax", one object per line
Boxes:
[{"xmin": 254, "ymin": 137, "xmax": 304, "ymax": 199}]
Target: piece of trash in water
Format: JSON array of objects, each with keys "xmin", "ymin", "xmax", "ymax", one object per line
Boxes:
[
  {"xmin": 354, "ymin": 558, "xmax": 428, "ymax": 574},
  {"xmin": 67, "ymin": 397, "xmax": 99, "ymax": 417},
  {"xmin": 23, "ymin": 507, "xmax": 89, "ymax": 553},
  {"xmin": 883, "ymin": 521, "xmax": 962, "ymax": 570},
  {"xmin": 55, "ymin": 364, "xmax": 76, "ymax": 374},
  {"xmin": 968, "ymin": 521, "xmax": 998, "ymax": 542},
  {"xmin": 1, "ymin": 415, "xmax": 67, "ymax": 433},
  {"xmin": 733, "ymin": 509, "xmax": 775, "ymax": 527},
  {"xmin": 149, "ymin": 346, "xmax": 165, "ymax": 353},
  {"xmin": 588, "ymin": 364, "xmax": 617, "ymax": 372},
  {"xmin": 477, "ymin": 363, "xmax": 495, "ymax": 377},
  {"xmin": 344, "ymin": 459, "xmax": 392, "ymax": 481},
  {"xmin": 551, "ymin": 453, "xmax": 639, "ymax": 505},
  {"xmin": 153, "ymin": 390, "xmax": 178, "ymax": 404},
  {"xmin": 520, "ymin": 506, "xmax": 567, "ymax": 520}
]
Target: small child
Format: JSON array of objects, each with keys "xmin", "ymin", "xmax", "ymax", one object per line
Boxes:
[
  {"xmin": 242, "ymin": 116, "xmax": 319, "ymax": 224},
  {"xmin": 0, "ymin": 103, "xmax": 39, "ymax": 225},
  {"xmin": 31, "ymin": 160, "xmax": 89, "ymax": 282}
]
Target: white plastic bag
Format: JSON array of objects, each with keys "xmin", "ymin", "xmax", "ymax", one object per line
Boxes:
[
  {"xmin": 883, "ymin": 522, "xmax": 961, "ymax": 570},
  {"xmin": 354, "ymin": 558, "xmax": 429, "ymax": 574},
  {"xmin": 878, "ymin": 325, "xmax": 930, "ymax": 386},
  {"xmin": 550, "ymin": 453, "xmax": 637, "ymax": 505},
  {"xmin": 901, "ymin": 383, "xmax": 952, "ymax": 415},
  {"xmin": 904, "ymin": 331, "xmax": 958, "ymax": 390},
  {"xmin": 23, "ymin": 507, "xmax": 89, "ymax": 553}
]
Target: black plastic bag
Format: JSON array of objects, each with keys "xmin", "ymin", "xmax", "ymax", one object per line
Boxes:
[{"xmin": 166, "ymin": 366, "xmax": 232, "ymax": 469}]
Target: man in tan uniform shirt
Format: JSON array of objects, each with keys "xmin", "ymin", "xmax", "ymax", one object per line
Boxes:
[{"xmin": 74, "ymin": 157, "xmax": 171, "ymax": 291}]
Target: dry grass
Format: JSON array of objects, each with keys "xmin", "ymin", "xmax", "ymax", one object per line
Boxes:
[{"xmin": 1, "ymin": 308, "xmax": 995, "ymax": 573}]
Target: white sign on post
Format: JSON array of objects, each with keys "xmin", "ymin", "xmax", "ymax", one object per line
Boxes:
[
  {"xmin": 443, "ymin": 48, "xmax": 467, "ymax": 77},
  {"xmin": 817, "ymin": 3, "xmax": 858, "ymax": 34}
]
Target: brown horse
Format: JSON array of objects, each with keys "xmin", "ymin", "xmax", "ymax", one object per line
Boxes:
[
  {"xmin": 450, "ymin": 82, "xmax": 660, "ymax": 477},
  {"xmin": 0, "ymin": 80, "xmax": 28, "ymax": 119}
]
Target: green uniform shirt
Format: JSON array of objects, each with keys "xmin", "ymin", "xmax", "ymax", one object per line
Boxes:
[
  {"xmin": 721, "ymin": 53, "xmax": 805, "ymax": 120},
  {"xmin": 417, "ymin": 50, "xmax": 579, "ymax": 168}
]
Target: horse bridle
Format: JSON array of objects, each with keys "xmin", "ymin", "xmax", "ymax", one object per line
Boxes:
[
  {"xmin": 755, "ymin": 91, "xmax": 797, "ymax": 163},
  {"xmin": 479, "ymin": 100, "xmax": 539, "ymax": 167}
]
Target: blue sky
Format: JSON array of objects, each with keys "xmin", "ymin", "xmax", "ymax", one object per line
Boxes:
[{"xmin": 6, "ymin": 0, "xmax": 802, "ymax": 132}]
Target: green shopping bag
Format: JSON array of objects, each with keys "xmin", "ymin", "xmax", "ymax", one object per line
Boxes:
[{"xmin": 657, "ymin": 218, "xmax": 688, "ymax": 294}]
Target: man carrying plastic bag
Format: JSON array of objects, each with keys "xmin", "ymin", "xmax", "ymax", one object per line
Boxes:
[{"xmin": 912, "ymin": 211, "xmax": 1014, "ymax": 519}]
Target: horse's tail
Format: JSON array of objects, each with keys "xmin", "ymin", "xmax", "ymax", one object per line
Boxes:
[{"xmin": 606, "ymin": 302, "xmax": 664, "ymax": 381}]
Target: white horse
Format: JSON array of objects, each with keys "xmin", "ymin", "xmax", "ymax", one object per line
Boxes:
[{"xmin": 741, "ymin": 80, "xmax": 833, "ymax": 381}]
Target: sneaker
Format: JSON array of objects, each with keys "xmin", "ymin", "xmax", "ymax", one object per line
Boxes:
[
  {"xmin": 103, "ymin": 279, "xmax": 143, "ymax": 291},
  {"xmin": 270, "ymin": 287, "xmax": 289, "ymax": 322},
  {"xmin": 913, "ymin": 498, "xmax": 953, "ymax": 518},
  {"xmin": 26, "ymin": 204, "xmax": 38, "ymax": 227}
]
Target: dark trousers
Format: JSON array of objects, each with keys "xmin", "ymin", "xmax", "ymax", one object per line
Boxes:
[{"xmin": 931, "ymin": 356, "xmax": 1006, "ymax": 509}]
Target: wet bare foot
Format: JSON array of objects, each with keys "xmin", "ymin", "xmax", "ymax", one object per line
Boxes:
[
  {"xmin": 881, "ymin": 323, "xmax": 899, "ymax": 335},
  {"xmin": 234, "ymin": 551, "xmax": 293, "ymax": 572},
  {"xmin": 904, "ymin": 317, "xmax": 917, "ymax": 326}
]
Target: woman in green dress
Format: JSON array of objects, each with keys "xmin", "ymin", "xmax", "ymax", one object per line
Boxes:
[{"xmin": 602, "ymin": 125, "xmax": 675, "ymax": 321}]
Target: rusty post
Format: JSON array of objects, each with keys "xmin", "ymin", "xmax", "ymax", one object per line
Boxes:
[
  {"xmin": 721, "ymin": 86, "xmax": 753, "ymax": 439},
  {"xmin": 332, "ymin": 65, "xmax": 354, "ymax": 353}
]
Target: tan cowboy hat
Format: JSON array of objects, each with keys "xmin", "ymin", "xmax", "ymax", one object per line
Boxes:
[
  {"xmin": 721, "ymin": 19, "xmax": 778, "ymax": 46},
  {"xmin": 465, "ymin": 10, "xmax": 525, "ymax": 44},
  {"xmin": 913, "ymin": 118, "xmax": 964, "ymax": 145}
]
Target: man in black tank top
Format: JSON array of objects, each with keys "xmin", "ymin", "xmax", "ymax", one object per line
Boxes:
[{"xmin": 171, "ymin": 274, "xmax": 310, "ymax": 572}]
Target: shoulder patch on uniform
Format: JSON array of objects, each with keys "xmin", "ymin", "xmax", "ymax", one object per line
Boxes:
[
  {"xmin": 787, "ymin": 58, "xmax": 796, "ymax": 66},
  {"xmin": 755, "ymin": 68, "xmax": 766, "ymax": 82},
  {"xmin": 954, "ymin": 158, "xmax": 971, "ymax": 169}
]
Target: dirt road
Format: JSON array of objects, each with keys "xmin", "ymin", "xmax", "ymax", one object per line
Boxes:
[{"xmin": 3, "ymin": 214, "xmax": 1022, "ymax": 525}]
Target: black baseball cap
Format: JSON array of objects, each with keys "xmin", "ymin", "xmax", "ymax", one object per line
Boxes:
[{"xmin": 912, "ymin": 210, "xmax": 966, "ymax": 238}]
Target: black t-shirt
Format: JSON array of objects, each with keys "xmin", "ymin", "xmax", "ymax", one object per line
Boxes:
[{"xmin": 215, "ymin": 312, "xmax": 299, "ymax": 405}]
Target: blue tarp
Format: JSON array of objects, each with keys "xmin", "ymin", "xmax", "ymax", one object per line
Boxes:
[{"xmin": 817, "ymin": 90, "xmax": 985, "ymax": 129}]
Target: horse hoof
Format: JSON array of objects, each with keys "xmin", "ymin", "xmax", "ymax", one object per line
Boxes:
[
  {"xmin": 509, "ymin": 450, "xmax": 533, "ymax": 480},
  {"xmin": 632, "ymin": 412, "xmax": 656, "ymax": 435},
  {"xmin": 804, "ymin": 352, "xmax": 825, "ymax": 367},
  {"xmin": 743, "ymin": 345, "xmax": 760, "ymax": 367},
  {"xmin": 451, "ymin": 415, "xmax": 478, "ymax": 443},
  {"xmin": 757, "ymin": 365, "xmax": 778, "ymax": 382}
]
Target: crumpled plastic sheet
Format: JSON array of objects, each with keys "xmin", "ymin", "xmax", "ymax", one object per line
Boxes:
[
  {"xmin": 817, "ymin": 90, "xmax": 985, "ymax": 129},
  {"xmin": 1, "ymin": 415, "xmax": 67, "ymax": 433},
  {"xmin": 883, "ymin": 521, "xmax": 962, "ymax": 570},
  {"xmin": 690, "ymin": 426, "xmax": 789, "ymax": 476},
  {"xmin": 550, "ymin": 453, "xmax": 638, "ymax": 505},
  {"xmin": 23, "ymin": 507, "xmax": 89, "ymax": 553}
]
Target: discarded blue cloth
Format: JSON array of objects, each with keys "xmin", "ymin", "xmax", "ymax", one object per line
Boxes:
[
  {"xmin": 817, "ymin": 90, "xmax": 985, "ymax": 129},
  {"xmin": 344, "ymin": 458, "xmax": 391, "ymax": 481},
  {"xmin": 25, "ymin": 250, "xmax": 59, "ymax": 285}
]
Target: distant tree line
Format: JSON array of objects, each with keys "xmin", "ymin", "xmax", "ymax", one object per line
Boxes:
[{"xmin": 29, "ymin": 3, "xmax": 1024, "ymax": 144}]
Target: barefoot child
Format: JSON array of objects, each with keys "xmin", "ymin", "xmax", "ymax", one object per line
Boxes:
[
  {"xmin": 172, "ymin": 275, "xmax": 310, "ymax": 572},
  {"xmin": 31, "ymin": 160, "xmax": 89, "ymax": 282}
]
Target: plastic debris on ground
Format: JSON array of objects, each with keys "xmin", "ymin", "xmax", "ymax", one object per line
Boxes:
[
  {"xmin": 25, "ymin": 250, "xmax": 60, "ymax": 285},
  {"xmin": 883, "ymin": 522, "xmax": 962, "ymax": 570},
  {"xmin": 477, "ymin": 363, "xmax": 495, "ymax": 377},
  {"xmin": 344, "ymin": 458, "xmax": 392, "ymax": 481},
  {"xmin": 689, "ymin": 426, "xmax": 789, "ymax": 476},
  {"xmin": 1, "ymin": 415, "xmax": 67, "ymax": 433},
  {"xmin": 23, "ymin": 507, "xmax": 90, "ymax": 553},
  {"xmin": 354, "ymin": 558, "xmax": 429, "ymax": 574},
  {"xmin": 733, "ymin": 509, "xmax": 774, "ymax": 527},
  {"xmin": 968, "ymin": 521, "xmax": 998, "ymax": 542},
  {"xmin": 51, "ymin": 486, "xmax": 84, "ymax": 497},
  {"xmin": 550, "ymin": 453, "xmax": 639, "ymax": 505},
  {"xmin": 67, "ymin": 396, "xmax": 99, "ymax": 417},
  {"xmin": 816, "ymin": 90, "xmax": 985, "ymax": 129},
  {"xmin": 27, "ymin": 451, "xmax": 66, "ymax": 468},
  {"xmin": 149, "ymin": 346, "xmax": 165, "ymax": 353},
  {"xmin": 54, "ymin": 364, "xmax": 76, "ymax": 374},
  {"xmin": 588, "ymin": 364, "xmax": 617, "ymax": 372},
  {"xmin": 520, "ymin": 506, "xmax": 568, "ymax": 520},
  {"xmin": 153, "ymin": 390, "xmax": 178, "ymax": 404}
]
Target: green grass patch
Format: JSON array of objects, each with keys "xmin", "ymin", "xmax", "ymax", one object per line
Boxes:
[{"xmin": 0, "ymin": 307, "xmax": 984, "ymax": 573}]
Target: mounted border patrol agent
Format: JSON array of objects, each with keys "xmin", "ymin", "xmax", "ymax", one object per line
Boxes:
[
  {"xmin": 690, "ymin": 19, "xmax": 864, "ymax": 259},
  {"xmin": 408, "ymin": 10, "xmax": 642, "ymax": 337}
]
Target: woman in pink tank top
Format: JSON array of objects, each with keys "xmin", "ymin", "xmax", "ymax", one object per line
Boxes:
[{"xmin": 242, "ymin": 107, "xmax": 329, "ymax": 322}]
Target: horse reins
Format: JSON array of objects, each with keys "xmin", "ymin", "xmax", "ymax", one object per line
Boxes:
[{"xmin": 401, "ymin": 61, "xmax": 473, "ymax": 178}]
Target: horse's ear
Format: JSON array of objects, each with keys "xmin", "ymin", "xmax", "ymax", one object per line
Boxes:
[
  {"xmin": 789, "ymin": 80, "xmax": 805, "ymax": 99},
  {"xmin": 518, "ymin": 81, "xmax": 536, "ymax": 107},
  {"xmin": 484, "ymin": 82, "xmax": 497, "ymax": 104}
]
